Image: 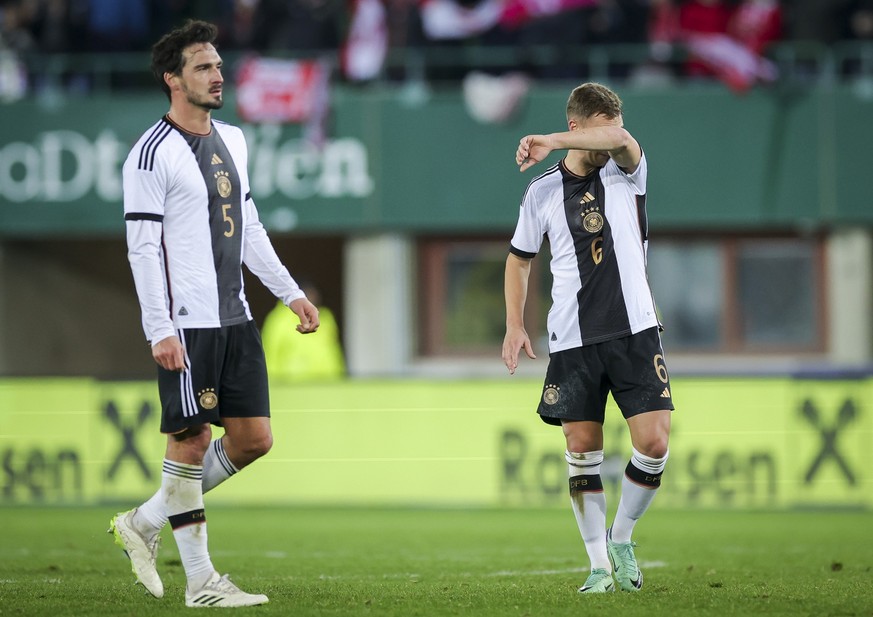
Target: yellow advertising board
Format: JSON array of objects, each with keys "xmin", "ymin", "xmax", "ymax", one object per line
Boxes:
[{"xmin": 0, "ymin": 377, "xmax": 870, "ymax": 508}]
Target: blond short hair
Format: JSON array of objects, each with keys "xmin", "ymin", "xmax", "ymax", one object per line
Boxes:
[{"xmin": 566, "ymin": 83, "xmax": 624, "ymax": 121}]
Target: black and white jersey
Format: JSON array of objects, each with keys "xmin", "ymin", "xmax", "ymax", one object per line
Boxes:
[
  {"xmin": 123, "ymin": 116, "xmax": 304, "ymax": 345},
  {"xmin": 510, "ymin": 153, "xmax": 660, "ymax": 353}
]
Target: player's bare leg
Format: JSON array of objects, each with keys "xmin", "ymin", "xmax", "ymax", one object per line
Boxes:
[
  {"xmin": 220, "ymin": 416, "xmax": 273, "ymax": 469},
  {"xmin": 127, "ymin": 416, "xmax": 271, "ymax": 537}
]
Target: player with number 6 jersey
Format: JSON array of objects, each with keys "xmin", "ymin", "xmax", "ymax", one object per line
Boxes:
[
  {"xmin": 502, "ymin": 82, "xmax": 674, "ymax": 596},
  {"xmin": 509, "ymin": 149, "xmax": 659, "ymax": 351}
]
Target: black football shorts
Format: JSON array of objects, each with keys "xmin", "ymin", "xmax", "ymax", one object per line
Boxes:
[
  {"xmin": 157, "ymin": 320, "xmax": 270, "ymax": 434},
  {"xmin": 537, "ymin": 327, "xmax": 674, "ymax": 426}
]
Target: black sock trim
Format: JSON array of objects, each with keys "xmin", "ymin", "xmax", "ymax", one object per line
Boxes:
[
  {"xmin": 569, "ymin": 474, "xmax": 603, "ymax": 494},
  {"xmin": 625, "ymin": 461, "xmax": 662, "ymax": 488},
  {"xmin": 168, "ymin": 508, "xmax": 206, "ymax": 529}
]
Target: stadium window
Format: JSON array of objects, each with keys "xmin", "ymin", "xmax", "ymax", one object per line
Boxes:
[
  {"xmin": 648, "ymin": 234, "xmax": 825, "ymax": 354},
  {"xmin": 417, "ymin": 238, "xmax": 550, "ymax": 356},
  {"xmin": 735, "ymin": 239, "xmax": 824, "ymax": 350},
  {"xmin": 418, "ymin": 234, "xmax": 824, "ymax": 358},
  {"xmin": 647, "ymin": 242, "xmax": 723, "ymax": 349}
]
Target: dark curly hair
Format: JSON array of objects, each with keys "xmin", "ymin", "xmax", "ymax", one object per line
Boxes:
[{"xmin": 150, "ymin": 20, "xmax": 218, "ymax": 101}]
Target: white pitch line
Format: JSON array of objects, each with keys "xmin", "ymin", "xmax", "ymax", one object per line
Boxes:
[
  {"xmin": 264, "ymin": 456, "xmax": 494, "ymax": 463},
  {"xmin": 292, "ymin": 562, "xmax": 670, "ymax": 582},
  {"xmin": 484, "ymin": 561, "xmax": 667, "ymax": 577}
]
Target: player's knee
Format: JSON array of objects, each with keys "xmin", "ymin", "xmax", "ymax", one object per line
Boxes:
[
  {"xmin": 239, "ymin": 432, "xmax": 273, "ymax": 463},
  {"xmin": 173, "ymin": 424, "xmax": 212, "ymax": 449},
  {"xmin": 168, "ymin": 424, "xmax": 212, "ymax": 463},
  {"xmin": 628, "ymin": 446, "xmax": 669, "ymax": 485},
  {"xmin": 563, "ymin": 431, "xmax": 601, "ymax": 454},
  {"xmin": 255, "ymin": 432, "xmax": 274, "ymax": 458},
  {"xmin": 633, "ymin": 435, "xmax": 669, "ymax": 460}
]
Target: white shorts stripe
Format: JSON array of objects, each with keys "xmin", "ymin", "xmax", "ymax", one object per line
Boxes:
[{"xmin": 177, "ymin": 330, "xmax": 199, "ymax": 418}]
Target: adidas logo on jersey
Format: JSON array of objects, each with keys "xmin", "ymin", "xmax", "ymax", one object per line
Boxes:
[
  {"xmin": 178, "ymin": 306, "xmax": 189, "ymax": 316},
  {"xmin": 661, "ymin": 387, "xmax": 671, "ymax": 398},
  {"xmin": 211, "ymin": 153, "xmax": 223, "ymax": 165},
  {"xmin": 580, "ymin": 191, "xmax": 595, "ymax": 204}
]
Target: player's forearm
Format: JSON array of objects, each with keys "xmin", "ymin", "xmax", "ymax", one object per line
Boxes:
[
  {"xmin": 504, "ymin": 255, "xmax": 531, "ymax": 328},
  {"xmin": 242, "ymin": 204, "xmax": 305, "ymax": 305},
  {"xmin": 126, "ymin": 221, "xmax": 174, "ymax": 343},
  {"xmin": 550, "ymin": 126, "xmax": 635, "ymax": 154},
  {"xmin": 128, "ymin": 259, "xmax": 174, "ymax": 343}
]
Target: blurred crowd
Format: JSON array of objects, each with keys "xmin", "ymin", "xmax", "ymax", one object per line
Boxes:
[{"xmin": 0, "ymin": 0, "xmax": 872, "ymax": 91}]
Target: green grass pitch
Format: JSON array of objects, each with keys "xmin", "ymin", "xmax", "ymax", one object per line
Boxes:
[{"xmin": 1, "ymin": 506, "xmax": 871, "ymax": 616}]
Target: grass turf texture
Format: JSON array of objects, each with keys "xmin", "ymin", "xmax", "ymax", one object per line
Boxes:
[{"xmin": 0, "ymin": 506, "xmax": 870, "ymax": 616}]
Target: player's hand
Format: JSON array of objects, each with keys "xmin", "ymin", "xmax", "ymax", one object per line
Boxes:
[
  {"xmin": 516, "ymin": 134, "xmax": 554, "ymax": 172},
  {"xmin": 152, "ymin": 335, "xmax": 186, "ymax": 372},
  {"xmin": 290, "ymin": 297, "xmax": 320, "ymax": 334},
  {"xmin": 502, "ymin": 326, "xmax": 536, "ymax": 375}
]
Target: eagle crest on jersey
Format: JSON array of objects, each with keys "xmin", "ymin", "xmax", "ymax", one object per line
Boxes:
[
  {"xmin": 582, "ymin": 206, "xmax": 603, "ymax": 233},
  {"xmin": 215, "ymin": 170, "xmax": 232, "ymax": 198}
]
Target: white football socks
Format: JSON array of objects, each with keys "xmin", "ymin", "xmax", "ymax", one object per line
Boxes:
[
  {"xmin": 566, "ymin": 450, "xmax": 610, "ymax": 571},
  {"xmin": 133, "ymin": 438, "xmax": 238, "ymax": 539},
  {"xmin": 610, "ymin": 447, "xmax": 668, "ymax": 544},
  {"xmin": 162, "ymin": 459, "xmax": 215, "ymax": 591}
]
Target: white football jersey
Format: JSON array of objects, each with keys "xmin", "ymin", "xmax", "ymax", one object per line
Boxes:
[
  {"xmin": 123, "ymin": 116, "xmax": 304, "ymax": 345},
  {"xmin": 510, "ymin": 154, "xmax": 660, "ymax": 353}
]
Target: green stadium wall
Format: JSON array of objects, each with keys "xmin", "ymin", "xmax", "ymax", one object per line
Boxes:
[
  {"xmin": 1, "ymin": 377, "xmax": 870, "ymax": 509},
  {"xmin": 1, "ymin": 84, "xmax": 872, "ymax": 236}
]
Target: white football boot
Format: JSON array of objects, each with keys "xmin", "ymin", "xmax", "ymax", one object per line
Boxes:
[
  {"xmin": 185, "ymin": 572, "xmax": 269, "ymax": 608},
  {"xmin": 108, "ymin": 508, "xmax": 164, "ymax": 598}
]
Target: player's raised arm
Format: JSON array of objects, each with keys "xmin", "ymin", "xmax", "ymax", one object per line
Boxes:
[
  {"xmin": 553, "ymin": 124, "xmax": 640, "ymax": 172},
  {"xmin": 516, "ymin": 125, "xmax": 641, "ymax": 173}
]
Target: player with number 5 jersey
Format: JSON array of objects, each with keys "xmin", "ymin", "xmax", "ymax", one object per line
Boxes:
[
  {"xmin": 111, "ymin": 19, "xmax": 320, "ymax": 609},
  {"xmin": 124, "ymin": 116, "xmax": 298, "ymax": 340}
]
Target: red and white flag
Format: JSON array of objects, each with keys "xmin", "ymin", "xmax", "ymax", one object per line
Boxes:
[{"xmin": 236, "ymin": 56, "xmax": 329, "ymax": 124}]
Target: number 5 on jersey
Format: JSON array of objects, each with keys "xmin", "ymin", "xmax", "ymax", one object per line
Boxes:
[{"xmin": 221, "ymin": 204, "xmax": 235, "ymax": 237}]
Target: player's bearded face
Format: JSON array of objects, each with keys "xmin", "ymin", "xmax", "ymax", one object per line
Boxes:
[
  {"xmin": 183, "ymin": 81, "xmax": 224, "ymax": 110},
  {"xmin": 178, "ymin": 44, "xmax": 224, "ymax": 110}
]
